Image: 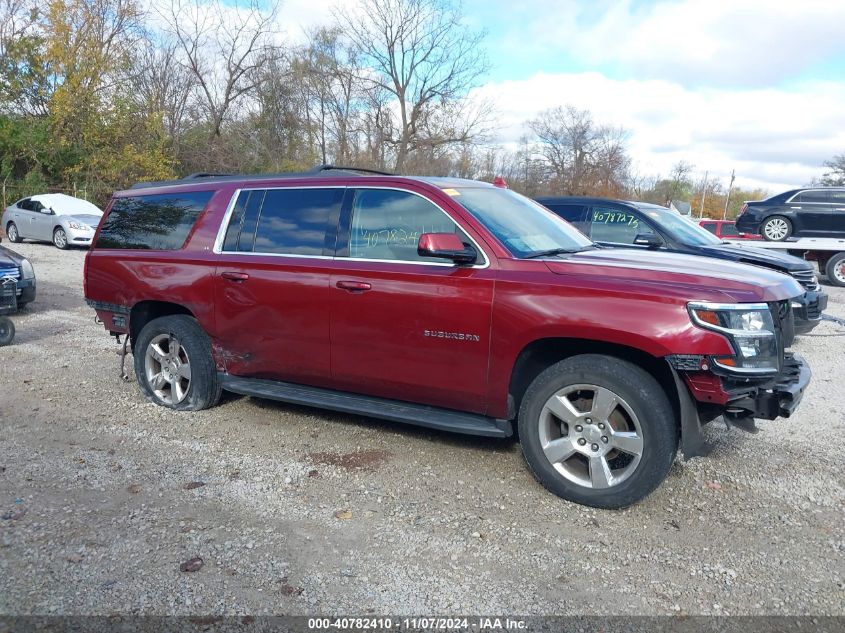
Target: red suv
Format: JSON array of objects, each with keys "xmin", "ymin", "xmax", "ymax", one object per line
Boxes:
[{"xmin": 84, "ymin": 167, "xmax": 810, "ymax": 508}]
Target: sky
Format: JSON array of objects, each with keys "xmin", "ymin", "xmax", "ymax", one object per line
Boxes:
[{"xmin": 276, "ymin": 0, "xmax": 845, "ymax": 193}]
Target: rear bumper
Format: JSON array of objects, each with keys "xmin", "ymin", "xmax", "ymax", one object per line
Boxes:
[{"xmin": 735, "ymin": 215, "xmax": 761, "ymax": 233}]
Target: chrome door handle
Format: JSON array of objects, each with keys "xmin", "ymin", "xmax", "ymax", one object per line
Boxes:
[
  {"xmin": 221, "ymin": 271, "xmax": 249, "ymax": 282},
  {"xmin": 336, "ymin": 280, "xmax": 372, "ymax": 292}
]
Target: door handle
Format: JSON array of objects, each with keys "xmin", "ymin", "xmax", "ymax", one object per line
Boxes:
[
  {"xmin": 336, "ymin": 280, "xmax": 372, "ymax": 292},
  {"xmin": 221, "ymin": 271, "xmax": 249, "ymax": 282}
]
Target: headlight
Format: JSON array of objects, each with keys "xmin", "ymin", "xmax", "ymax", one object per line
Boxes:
[
  {"xmin": 688, "ymin": 302, "xmax": 778, "ymax": 374},
  {"xmin": 20, "ymin": 258, "xmax": 35, "ymax": 280},
  {"xmin": 67, "ymin": 222, "xmax": 90, "ymax": 230}
]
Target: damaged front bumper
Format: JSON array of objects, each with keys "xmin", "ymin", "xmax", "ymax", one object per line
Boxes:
[{"xmin": 669, "ymin": 353, "xmax": 811, "ymax": 458}]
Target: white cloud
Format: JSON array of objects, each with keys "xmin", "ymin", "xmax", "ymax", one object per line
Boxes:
[
  {"xmin": 511, "ymin": 0, "xmax": 845, "ymax": 86},
  {"xmin": 473, "ymin": 72, "xmax": 845, "ymax": 192}
]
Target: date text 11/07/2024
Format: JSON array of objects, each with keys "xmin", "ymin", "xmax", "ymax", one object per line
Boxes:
[{"xmin": 307, "ymin": 617, "xmax": 528, "ymax": 630}]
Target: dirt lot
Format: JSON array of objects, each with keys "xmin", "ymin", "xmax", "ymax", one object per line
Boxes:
[{"xmin": 0, "ymin": 242, "xmax": 843, "ymax": 616}]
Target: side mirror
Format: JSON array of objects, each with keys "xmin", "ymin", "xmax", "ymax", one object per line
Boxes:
[
  {"xmin": 417, "ymin": 233, "xmax": 477, "ymax": 265},
  {"xmin": 633, "ymin": 233, "xmax": 663, "ymax": 249}
]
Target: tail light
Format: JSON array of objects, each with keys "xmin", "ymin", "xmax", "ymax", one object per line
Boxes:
[{"xmin": 739, "ymin": 203, "xmax": 748, "ymax": 215}]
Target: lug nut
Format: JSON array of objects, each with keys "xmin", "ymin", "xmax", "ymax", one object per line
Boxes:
[
  {"xmin": 598, "ymin": 423, "xmax": 605, "ymax": 430},
  {"xmin": 586, "ymin": 418, "xmax": 592, "ymax": 424},
  {"xmin": 577, "ymin": 438, "xmax": 587, "ymax": 446},
  {"xmin": 591, "ymin": 443, "xmax": 599, "ymax": 451},
  {"xmin": 574, "ymin": 425, "xmax": 583, "ymax": 432},
  {"xmin": 601, "ymin": 436, "xmax": 609, "ymax": 443}
]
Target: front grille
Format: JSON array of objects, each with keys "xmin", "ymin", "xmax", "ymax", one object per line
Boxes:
[
  {"xmin": 0, "ymin": 266, "xmax": 20, "ymax": 281},
  {"xmin": 790, "ymin": 268, "xmax": 820, "ymax": 291}
]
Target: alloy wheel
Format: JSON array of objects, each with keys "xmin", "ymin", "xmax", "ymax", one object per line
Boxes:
[
  {"xmin": 763, "ymin": 218, "xmax": 789, "ymax": 240},
  {"xmin": 53, "ymin": 228, "xmax": 68, "ymax": 249},
  {"xmin": 144, "ymin": 333, "xmax": 192, "ymax": 405},
  {"xmin": 7, "ymin": 224, "xmax": 18, "ymax": 242},
  {"xmin": 538, "ymin": 384, "xmax": 644, "ymax": 489}
]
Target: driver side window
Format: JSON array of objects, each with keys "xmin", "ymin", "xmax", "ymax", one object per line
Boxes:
[
  {"xmin": 589, "ymin": 207, "xmax": 654, "ymax": 244},
  {"xmin": 348, "ymin": 189, "xmax": 468, "ymax": 263}
]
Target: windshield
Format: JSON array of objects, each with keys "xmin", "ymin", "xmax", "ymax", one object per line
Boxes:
[
  {"xmin": 450, "ymin": 187, "xmax": 593, "ymax": 258},
  {"xmin": 639, "ymin": 207, "xmax": 722, "ymax": 246}
]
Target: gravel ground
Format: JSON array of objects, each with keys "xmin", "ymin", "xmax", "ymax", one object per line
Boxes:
[{"xmin": 0, "ymin": 241, "xmax": 843, "ymax": 616}]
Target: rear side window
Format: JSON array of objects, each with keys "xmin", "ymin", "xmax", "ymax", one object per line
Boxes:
[
  {"xmin": 546, "ymin": 204, "xmax": 589, "ymax": 232},
  {"xmin": 223, "ymin": 188, "xmax": 341, "ymax": 255},
  {"xmin": 701, "ymin": 222, "xmax": 717, "ymax": 234},
  {"xmin": 254, "ymin": 188, "xmax": 339, "ymax": 255},
  {"xmin": 794, "ymin": 190, "xmax": 829, "ymax": 203},
  {"xmin": 96, "ymin": 191, "xmax": 214, "ymax": 250},
  {"xmin": 720, "ymin": 223, "xmax": 740, "ymax": 236}
]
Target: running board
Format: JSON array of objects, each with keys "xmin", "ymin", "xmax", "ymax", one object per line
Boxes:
[{"xmin": 219, "ymin": 374, "xmax": 513, "ymax": 438}]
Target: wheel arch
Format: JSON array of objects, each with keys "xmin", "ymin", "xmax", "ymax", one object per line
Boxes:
[
  {"xmin": 129, "ymin": 300, "xmax": 195, "ymax": 350},
  {"xmin": 508, "ymin": 337, "xmax": 679, "ymax": 431}
]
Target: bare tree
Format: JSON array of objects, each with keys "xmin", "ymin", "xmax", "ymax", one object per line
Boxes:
[
  {"xmin": 130, "ymin": 38, "xmax": 197, "ymax": 139},
  {"xmin": 528, "ymin": 105, "xmax": 631, "ymax": 195},
  {"xmin": 821, "ymin": 153, "xmax": 845, "ymax": 186},
  {"xmin": 336, "ymin": 0, "xmax": 489, "ymax": 172},
  {"xmin": 158, "ymin": 0, "xmax": 279, "ymax": 139}
]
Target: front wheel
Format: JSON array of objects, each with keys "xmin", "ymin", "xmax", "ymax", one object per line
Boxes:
[
  {"xmin": 761, "ymin": 216, "xmax": 792, "ymax": 241},
  {"xmin": 53, "ymin": 227, "xmax": 69, "ymax": 250},
  {"xmin": 518, "ymin": 354, "xmax": 678, "ymax": 509},
  {"xmin": 825, "ymin": 252, "xmax": 845, "ymax": 288},
  {"xmin": 6, "ymin": 222, "xmax": 22, "ymax": 243},
  {"xmin": 133, "ymin": 315, "xmax": 222, "ymax": 411},
  {"xmin": 0, "ymin": 316, "xmax": 15, "ymax": 346}
]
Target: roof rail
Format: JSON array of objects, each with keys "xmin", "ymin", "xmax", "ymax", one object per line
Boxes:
[
  {"xmin": 128, "ymin": 165, "xmax": 397, "ymax": 190},
  {"xmin": 183, "ymin": 172, "xmax": 235, "ymax": 179},
  {"xmin": 311, "ymin": 164, "xmax": 395, "ymax": 176}
]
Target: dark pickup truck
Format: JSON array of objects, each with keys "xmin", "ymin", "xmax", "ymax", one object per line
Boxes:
[{"xmin": 84, "ymin": 167, "xmax": 810, "ymax": 508}]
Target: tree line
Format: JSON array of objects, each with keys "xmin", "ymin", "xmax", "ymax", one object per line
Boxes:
[{"xmin": 0, "ymin": 0, "xmax": 837, "ymax": 216}]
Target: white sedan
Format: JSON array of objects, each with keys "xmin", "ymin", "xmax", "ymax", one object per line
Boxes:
[{"xmin": 2, "ymin": 193, "xmax": 103, "ymax": 249}]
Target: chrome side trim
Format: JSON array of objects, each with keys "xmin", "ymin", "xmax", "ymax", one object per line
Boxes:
[
  {"xmin": 212, "ymin": 189, "xmax": 243, "ymax": 254},
  {"xmin": 212, "ymin": 184, "xmax": 491, "ymax": 270}
]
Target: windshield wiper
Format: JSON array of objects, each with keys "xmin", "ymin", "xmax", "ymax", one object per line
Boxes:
[{"xmin": 523, "ymin": 246, "xmax": 594, "ymax": 259}]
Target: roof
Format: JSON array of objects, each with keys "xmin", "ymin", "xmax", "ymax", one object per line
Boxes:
[
  {"xmin": 128, "ymin": 165, "xmax": 493, "ymax": 192},
  {"xmin": 29, "ymin": 193, "xmax": 102, "ymax": 215}
]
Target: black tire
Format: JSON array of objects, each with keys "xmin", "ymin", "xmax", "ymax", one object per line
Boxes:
[
  {"xmin": 518, "ymin": 354, "xmax": 678, "ymax": 509},
  {"xmin": 0, "ymin": 316, "xmax": 15, "ymax": 346},
  {"xmin": 825, "ymin": 252, "xmax": 845, "ymax": 288},
  {"xmin": 6, "ymin": 222, "xmax": 22, "ymax": 243},
  {"xmin": 133, "ymin": 315, "xmax": 221, "ymax": 411},
  {"xmin": 760, "ymin": 215, "xmax": 792, "ymax": 241},
  {"xmin": 53, "ymin": 227, "xmax": 69, "ymax": 250}
]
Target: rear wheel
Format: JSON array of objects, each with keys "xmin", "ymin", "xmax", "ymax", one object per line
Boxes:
[
  {"xmin": 6, "ymin": 222, "xmax": 21, "ymax": 243},
  {"xmin": 518, "ymin": 354, "xmax": 678, "ymax": 509},
  {"xmin": 53, "ymin": 227, "xmax": 69, "ymax": 250},
  {"xmin": 761, "ymin": 216, "xmax": 792, "ymax": 241},
  {"xmin": 825, "ymin": 252, "xmax": 845, "ymax": 288},
  {"xmin": 0, "ymin": 316, "xmax": 14, "ymax": 346},
  {"xmin": 133, "ymin": 315, "xmax": 221, "ymax": 411}
]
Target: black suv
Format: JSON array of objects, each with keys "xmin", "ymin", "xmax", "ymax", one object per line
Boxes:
[
  {"xmin": 736, "ymin": 187, "xmax": 845, "ymax": 241},
  {"xmin": 535, "ymin": 196, "xmax": 827, "ymax": 334}
]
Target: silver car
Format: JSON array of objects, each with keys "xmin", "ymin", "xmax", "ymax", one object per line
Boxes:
[{"xmin": 2, "ymin": 193, "xmax": 103, "ymax": 249}]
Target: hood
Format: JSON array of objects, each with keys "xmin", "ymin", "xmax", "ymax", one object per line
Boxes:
[
  {"xmin": 544, "ymin": 248, "xmax": 803, "ymax": 304},
  {"xmin": 696, "ymin": 243, "xmax": 811, "ymax": 273},
  {"xmin": 0, "ymin": 244, "xmax": 26, "ymax": 267}
]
